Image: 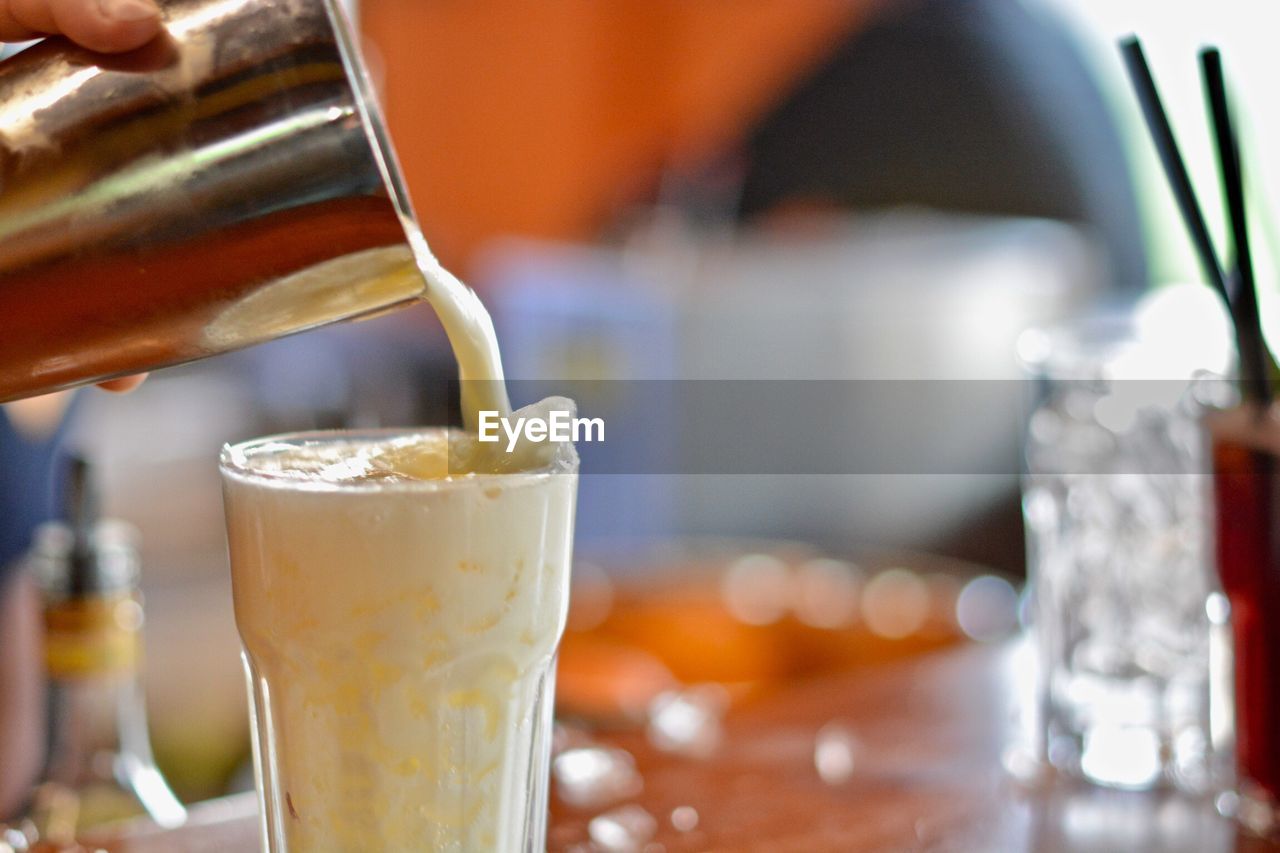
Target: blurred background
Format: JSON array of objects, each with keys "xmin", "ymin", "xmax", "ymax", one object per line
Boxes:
[{"xmin": 5, "ymin": 0, "xmax": 1279, "ymax": 805}]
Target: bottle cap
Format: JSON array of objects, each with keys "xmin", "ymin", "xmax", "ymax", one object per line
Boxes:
[{"xmin": 29, "ymin": 456, "xmax": 140, "ymax": 600}]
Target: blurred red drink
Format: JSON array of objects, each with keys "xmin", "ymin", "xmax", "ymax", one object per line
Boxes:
[{"xmin": 1210, "ymin": 404, "xmax": 1280, "ymax": 832}]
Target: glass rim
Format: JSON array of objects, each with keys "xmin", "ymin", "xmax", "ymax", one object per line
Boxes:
[
  {"xmin": 219, "ymin": 428, "xmax": 578, "ymax": 493},
  {"xmin": 1016, "ymin": 313, "xmax": 1141, "ymax": 375}
]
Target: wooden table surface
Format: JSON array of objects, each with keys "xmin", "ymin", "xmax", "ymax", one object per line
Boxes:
[{"xmin": 90, "ymin": 641, "xmax": 1277, "ymax": 852}]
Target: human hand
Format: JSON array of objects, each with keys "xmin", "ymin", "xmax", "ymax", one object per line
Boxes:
[
  {"xmin": 96, "ymin": 375, "xmax": 147, "ymax": 392},
  {"xmin": 1, "ymin": 0, "xmax": 163, "ymax": 54}
]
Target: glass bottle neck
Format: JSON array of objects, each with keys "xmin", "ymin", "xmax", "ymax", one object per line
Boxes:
[{"xmin": 34, "ymin": 593, "xmax": 186, "ymax": 835}]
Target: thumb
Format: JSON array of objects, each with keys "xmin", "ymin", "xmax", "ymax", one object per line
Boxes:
[{"xmin": 2, "ymin": 0, "xmax": 163, "ymax": 53}]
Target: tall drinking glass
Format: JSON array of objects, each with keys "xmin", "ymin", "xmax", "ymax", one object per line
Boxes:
[
  {"xmin": 220, "ymin": 430, "xmax": 577, "ymax": 851},
  {"xmin": 1019, "ymin": 314, "xmax": 1227, "ymax": 791},
  {"xmin": 1208, "ymin": 405, "xmax": 1280, "ymax": 835}
]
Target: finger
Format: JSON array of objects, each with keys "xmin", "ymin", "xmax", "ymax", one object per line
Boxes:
[
  {"xmin": 55, "ymin": 0, "xmax": 163, "ymax": 53},
  {"xmin": 96, "ymin": 374, "xmax": 147, "ymax": 392},
  {"xmin": 4, "ymin": 0, "xmax": 162, "ymax": 53},
  {"xmin": 0, "ymin": 0, "xmax": 40, "ymax": 41}
]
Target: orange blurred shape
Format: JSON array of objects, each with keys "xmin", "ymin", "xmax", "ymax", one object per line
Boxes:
[
  {"xmin": 556, "ymin": 558, "xmax": 969, "ymax": 718},
  {"xmin": 591, "ymin": 587, "xmax": 793, "ymax": 686},
  {"xmin": 362, "ymin": 0, "xmax": 872, "ymax": 272},
  {"xmin": 555, "ymin": 639, "xmax": 677, "ymax": 723}
]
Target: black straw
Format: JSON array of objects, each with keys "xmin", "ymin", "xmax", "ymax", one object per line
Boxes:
[
  {"xmin": 1200, "ymin": 47, "xmax": 1273, "ymax": 407},
  {"xmin": 1120, "ymin": 36, "xmax": 1274, "ymax": 404},
  {"xmin": 65, "ymin": 455, "xmax": 98, "ymax": 597},
  {"xmin": 1119, "ymin": 37, "xmax": 1233, "ymax": 307}
]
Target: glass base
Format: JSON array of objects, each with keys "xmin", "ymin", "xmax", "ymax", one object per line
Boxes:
[
  {"xmin": 1036, "ymin": 723, "xmax": 1222, "ymax": 794},
  {"xmin": 242, "ymin": 649, "xmax": 560, "ymax": 852},
  {"xmin": 1235, "ymin": 781, "xmax": 1280, "ymax": 838}
]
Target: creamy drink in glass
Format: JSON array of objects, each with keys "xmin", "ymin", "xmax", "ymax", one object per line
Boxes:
[
  {"xmin": 212, "ymin": 1, "xmax": 576, "ymax": 844},
  {"xmin": 217, "ymin": 66, "xmax": 575, "ymax": 845},
  {"xmin": 221, "ymin": 424, "xmax": 577, "ymax": 851}
]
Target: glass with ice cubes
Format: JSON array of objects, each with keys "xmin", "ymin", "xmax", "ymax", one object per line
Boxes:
[{"xmin": 1017, "ymin": 292, "xmax": 1233, "ymax": 792}]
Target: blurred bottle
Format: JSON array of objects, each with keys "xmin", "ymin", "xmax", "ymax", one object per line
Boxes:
[{"xmin": 23, "ymin": 458, "xmax": 185, "ymax": 846}]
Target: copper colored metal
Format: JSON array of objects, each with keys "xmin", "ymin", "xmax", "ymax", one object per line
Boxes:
[{"xmin": 0, "ymin": 0, "xmax": 427, "ymax": 402}]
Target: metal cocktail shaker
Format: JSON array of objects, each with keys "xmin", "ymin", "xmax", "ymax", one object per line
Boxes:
[{"xmin": 0, "ymin": 0, "xmax": 430, "ymax": 402}]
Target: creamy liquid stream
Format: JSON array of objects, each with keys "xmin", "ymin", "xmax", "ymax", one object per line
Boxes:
[
  {"xmin": 412, "ymin": 237, "xmax": 512, "ymax": 430},
  {"xmin": 201, "ymin": 241, "xmax": 513, "ymax": 431}
]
